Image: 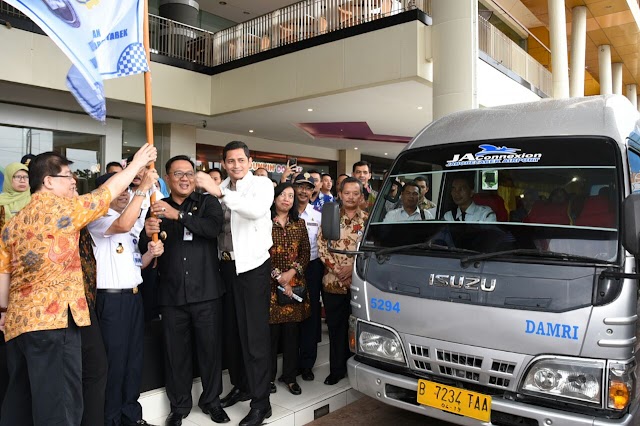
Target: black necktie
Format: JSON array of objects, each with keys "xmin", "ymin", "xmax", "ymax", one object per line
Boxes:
[{"xmin": 457, "ymin": 211, "xmax": 466, "ymax": 221}]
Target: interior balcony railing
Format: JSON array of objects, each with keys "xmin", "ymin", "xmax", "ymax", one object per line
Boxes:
[
  {"xmin": 150, "ymin": 0, "xmax": 431, "ymax": 68},
  {"xmin": 478, "ymin": 14, "xmax": 553, "ymax": 97}
]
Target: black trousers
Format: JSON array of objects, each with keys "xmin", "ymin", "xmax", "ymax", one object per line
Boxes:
[
  {"xmin": 298, "ymin": 258, "xmax": 324, "ymax": 370},
  {"xmin": 81, "ymin": 306, "xmax": 108, "ymax": 426},
  {"xmin": 323, "ymin": 291, "xmax": 352, "ymax": 376},
  {"xmin": 0, "ymin": 315, "xmax": 83, "ymax": 426},
  {"xmin": 270, "ymin": 322, "xmax": 299, "ymax": 384},
  {"xmin": 160, "ymin": 299, "xmax": 222, "ymax": 415},
  {"xmin": 96, "ymin": 291, "xmax": 144, "ymax": 426},
  {"xmin": 220, "ymin": 259, "xmax": 271, "ymax": 410}
]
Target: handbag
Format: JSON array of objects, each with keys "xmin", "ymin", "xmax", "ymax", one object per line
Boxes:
[{"xmin": 277, "ymin": 285, "xmax": 307, "ymax": 305}]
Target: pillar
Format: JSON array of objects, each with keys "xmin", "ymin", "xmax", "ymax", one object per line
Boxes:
[
  {"xmin": 338, "ymin": 149, "xmax": 361, "ymax": 176},
  {"xmin": 598, "ymin": 45, "xmax": 613, "ymax": 95},
  {"xmin": 626, "ymin": 84, "xmax": 637, "ymax": 109},
  {"xmin": 569, "ymin": 6, "xmax": 587, "ymax": 97},
  {"xmin": 548, "ymin": 0, "xmax": 569, "ymax": 98},
  {"xmin": 432, "ymin": 0, "xmax": 478, "ymax": 120},
  {"xmin": 159, "ymin": 0, "xmax": 199, "ymax": 26},
  {"xmin": 612, "ymin": 63, "xmax": 623, "ymax": 95}
]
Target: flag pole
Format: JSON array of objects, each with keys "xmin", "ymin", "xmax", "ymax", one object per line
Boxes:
[{"xmin": 143, "ymin": 0, "xmax": 159, "ymax": 244}]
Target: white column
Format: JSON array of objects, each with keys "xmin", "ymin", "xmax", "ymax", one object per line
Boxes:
[
  {"xmin": 338, "ymin": 149, "xmax": 361, "ymax": 176},
  {"xmin": 598, "ymin": 45, "xmax": 612, "ymax": 95},
  {"xmin": 432, "ymin": 0, "xmax": 478, "ymax": 120},
  {"xmin": 627, "ymin": 84, "xmax": 638, "ymax": 109},
  {"xmin": 612, "ymin": 63, "xmax": 623, "ymax": 95},
  {"xmin": 548, "ymin": 0, "xmax": 569, "ymax": 98},
  {"xmin": 569, "ymin": 6, "xmax": 587, "ymax": 97}
]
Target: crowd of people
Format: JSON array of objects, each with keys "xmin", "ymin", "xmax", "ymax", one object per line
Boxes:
[{"xmin": 0, "ymin": 143, "xmax": 378, "ymax": 426}]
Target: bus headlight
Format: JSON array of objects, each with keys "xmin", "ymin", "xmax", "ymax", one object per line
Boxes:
[
  {"xmin": 608, "ymin": 361, "xmax": 635, "ymax": 410},
  {"xmin": 520, "ymin": 358, "xmax": 604, "ymax": 405},
  {"xmin": 357, "ymin": 321, "xmax": 406, "ymax": 365}
]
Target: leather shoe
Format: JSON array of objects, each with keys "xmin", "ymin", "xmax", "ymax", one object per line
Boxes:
[
  {"xmin": 220, "ymin": 387, "xmax": 250, "ymax": 408},
  {"xmin": 270, "ymin": 382, "xmax": 277, "ymax": 393},
  {"xmin": 128, "ymin": 421, "xmax": 157, "ymax": 426},
  {"xmin": 300, "ymin": 368, "xmax": 314, "ymax": 381},
  {"xmin": 324, "ymin": 373, "xmax": 345, "ymax": 385},
  {"xmin": 165, "ymin": 412, "xmax": 187, "ymax": 426},
  {"xmin": 201, "ymin": 404, "xmax": 230, "ymax": 424},
  {"xmin": 239, "ymin": 407, "xmax": 272, "ymax": 426},
  {"xmin": 287, "ymin": 382, "xmax": 302, "ymax": 395}
]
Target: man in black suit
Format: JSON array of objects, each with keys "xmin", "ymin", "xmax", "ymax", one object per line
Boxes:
[{"xmin": 144, "ymin": 155, "xmax": 228, "ymax": 426}]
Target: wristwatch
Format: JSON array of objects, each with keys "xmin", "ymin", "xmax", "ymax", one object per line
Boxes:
[
  {"xmin": 133, "ymin": 189, "xmax": 146, "ymax": 197},
  {"xmin": 0, "ymin": 307, "xmax": 7, "ymax": 313}
]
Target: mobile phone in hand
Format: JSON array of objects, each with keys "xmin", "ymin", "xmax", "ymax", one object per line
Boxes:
[{"xmin": 289, "ymin": 157, "xmax": 298, "ymax": 168}]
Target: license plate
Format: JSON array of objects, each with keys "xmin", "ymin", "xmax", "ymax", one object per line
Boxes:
[{"xmin": 417, "ymin": 379, "xmax": 491, "ymax": 422}]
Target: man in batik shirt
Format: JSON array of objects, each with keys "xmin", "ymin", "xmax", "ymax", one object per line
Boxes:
[
  {"xmin": 0, "ymin": 145, "xmax": 156, "ymax": 426},
  {"xmin": 318, "ymin": 177, "xmax": 368, "ymax": 386}
]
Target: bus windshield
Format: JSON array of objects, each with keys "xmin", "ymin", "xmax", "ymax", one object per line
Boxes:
[{"xmin": 365, "ymin": 136, "xmax": 621, "ymax": 263}]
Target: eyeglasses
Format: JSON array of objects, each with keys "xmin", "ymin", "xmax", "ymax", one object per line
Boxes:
[
  {"xmin": 172, "ymin": 171, "xmax": 195, "ymax": 179},
  {"xmin": 12, "ymin": 175, "xmax": 29, "ymax": 181},
  {"xmin": 51, "ymin": 174, "xmax": 75, "ymax": 180}
]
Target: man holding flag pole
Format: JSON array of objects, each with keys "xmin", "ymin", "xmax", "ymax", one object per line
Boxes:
[{"xmin": 1, "ymin": 1, "xmax": 161, "ymax": 425}]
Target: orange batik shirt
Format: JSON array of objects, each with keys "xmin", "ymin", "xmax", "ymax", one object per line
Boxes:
[{"xmin": 0, "ymin": 188, "xmax": 111, "ymax": 341}]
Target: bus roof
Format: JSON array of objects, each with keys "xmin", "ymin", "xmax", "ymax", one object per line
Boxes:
[{"xmin": 407, "ymin": 95, "xmax": 640, "ymax": 150}]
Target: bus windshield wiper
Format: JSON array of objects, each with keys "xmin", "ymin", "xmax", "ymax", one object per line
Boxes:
[
  {"xmin": 374, "ymin": 241, "xmax": 478, "ymax": 257},
  {"xmin": 460, "ymin": 248, "xmax": 609, "ymax": 266}
]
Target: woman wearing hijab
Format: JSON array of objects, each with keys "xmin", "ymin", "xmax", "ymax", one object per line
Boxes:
[{"xmin": 0, "ymin": 162, "xmax": 31, "ymax": 229}]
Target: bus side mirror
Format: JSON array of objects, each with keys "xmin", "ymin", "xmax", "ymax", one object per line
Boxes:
[
  {"xmin": 622, "ymin": 193, "xmax": 640, "ymax": 256},
  {"xmin": 321, "ymin": 202, "xmax": 341, "ymax": 240}
]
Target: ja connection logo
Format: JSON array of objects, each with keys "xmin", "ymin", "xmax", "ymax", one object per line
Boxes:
[{"xmin": 446, "ymin": 144, "xmax": 543, "ymax": 167}]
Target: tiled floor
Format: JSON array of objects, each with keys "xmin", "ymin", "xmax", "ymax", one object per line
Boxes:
[{"xmin": 142, "ymin": 326, "xmax": 363, "ymax": 426}]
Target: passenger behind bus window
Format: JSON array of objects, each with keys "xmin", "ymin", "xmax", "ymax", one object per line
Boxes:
[
  {"xmin": 443, "ymin": 174, "xmax": 496, "ymax": 222},
  {"xmin": 510, "ymin": 189, "xmax": 538, "ymax": 222},
  {"xmin": 383, "ymin": 181, "xmax": 434, "ymax": 222}
]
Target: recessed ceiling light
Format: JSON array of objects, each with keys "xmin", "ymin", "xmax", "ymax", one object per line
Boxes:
[
  {"xmin": 307, "ymin": 108, "xmax": 313, "ymax": 112},
  {"xmin": 354, "ymin": 147, "xmax": 358, "ymax": 150},
  {"xmin": 417, "ymin": 106, "xmax": 423, "ymax": 110},
  {"xmin": 249, "ymin": 129, "xmax": 254, "ymax": 133},
  {"xmin": 124, "ymin": 141, "xmax": 128, "ymax": 144},
  {"xmin": 384, "ymin": 153, "xmax": 388, "ymax": 156}
]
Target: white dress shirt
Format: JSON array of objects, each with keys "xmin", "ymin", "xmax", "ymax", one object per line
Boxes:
[
  {"xmin": 384, "ymin": 207, "xmax": 434, "ymax": 222},
  {"xmin": 443, "ymin": 202, "xmax": 496, "ymax": 222},
  {"xmin": 88, "ymin": 208, "xmax": 146, "ymax": 289}
]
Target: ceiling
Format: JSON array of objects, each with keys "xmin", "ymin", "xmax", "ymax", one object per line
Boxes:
[
  {"xmin": 497, "ymin": 0, "xmax": 640, "ymax": 92},
  {"xmin": 0, "ymin": 79, "xmax": 432, "ymax": 159},
  {"xmin": 197, "ymin": 0, "xmax": 300, "ymax": 23}
]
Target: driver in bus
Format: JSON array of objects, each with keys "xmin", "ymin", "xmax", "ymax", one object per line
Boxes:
[{"xmin": 443, "ymin": 174, "xmax": 496, "ymax": 222}]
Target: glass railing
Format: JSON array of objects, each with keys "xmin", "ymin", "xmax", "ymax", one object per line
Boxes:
[{"xmin": 478, "ymin": 15, "xmax": 553, "ymax": 97}]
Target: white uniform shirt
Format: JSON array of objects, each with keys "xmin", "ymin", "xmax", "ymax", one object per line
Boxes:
[
  {"xmin": 383, "ymin": 207, "xmax": 434, "ymax": 222},
  {"xmin": 300, "ymin": 203, "xmax": 322, "ymax": 260},
  {"xmin": 443, "ymin": 202, "xmax": 496, "ymax": 222},
  {"xmin": 88, "ymin": 209, "xmax": 146, "ymax": 289},
  {"xmin": 128, "ymin": 186, "xmax": 164, "ymax": 238}
]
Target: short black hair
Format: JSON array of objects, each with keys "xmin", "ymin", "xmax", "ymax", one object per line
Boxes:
[
  {"xmin": 223, "ymin": 141, "xmax": 250, "ymax": 161},
  {"xmin": 337, "ymin": 173, "xmax": 349, "ymax": 179},
  {"xmin": 29, "ymin": 152, "xmax": 73, "ymax": 193},
  {"xmin": 352, "ymin": 161, "xmax": 371, "ymax": 173},
  {"xmin": 209, "ymin": 167, "xmax": 223, "ymax": 176},
  {"xmin": 271, "ymin": 183, "xmax": 299, "ymax": 222},
  {"xmin": 452, "ymin": 172, "xmax": 474, "ymax": 190},
  {"xmin": 165, "ymin": 155, "xmax": 194, "ymax": 174},
  {"xmin": 402, "ymin": 180, "xmax": 421, "ymax": 193},
  {"xmin": 321, "ymin": 173, "xmax": 331, "ymax": 179},
  {"xmin": 307, "ymin": 169, "xmax": 321, "ymax": 176},
  {"xmin": 339, "ymin": 176, "xmax": 363, "ymax": 194},
  {"xmin": 414, "ymin": 175, "xmax": 429, "ymax": 187},
  {"xmin": 105, "ymin": 161, "xmax": 123, "ymax": 172},
  {"xmin": 20, "ymin": 154, "xmax": 36, "ymax": 167}
]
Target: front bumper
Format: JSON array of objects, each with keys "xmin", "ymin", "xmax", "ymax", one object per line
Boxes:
[{"xmin": 347, "ymin": 357, "xmax": 639, "ymax": 426}]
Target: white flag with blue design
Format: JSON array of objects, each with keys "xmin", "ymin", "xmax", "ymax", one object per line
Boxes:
[{"xmin": 4, "ymin": 0, "xmax": 149, "ymax": 122}]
